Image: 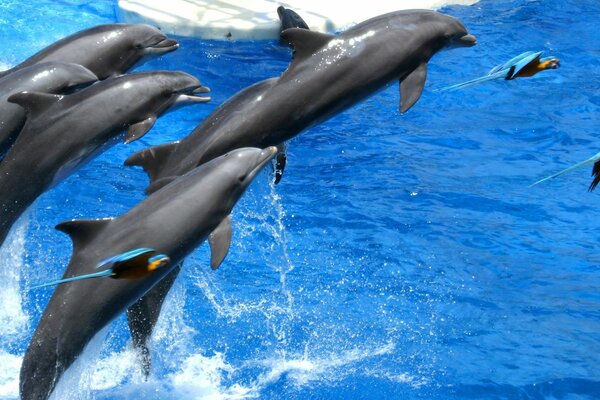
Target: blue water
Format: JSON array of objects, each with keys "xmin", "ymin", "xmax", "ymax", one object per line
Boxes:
[{"xmin": 0, "ymin": 0, "xmax": 599, "ymax": 399}]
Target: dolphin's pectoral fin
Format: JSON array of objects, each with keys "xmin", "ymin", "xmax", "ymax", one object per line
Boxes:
[
  {"xmin": 127, "ymin": 264, "xmax": 182, "ymax": 378},
  {"xmin": 280, "ymin": 28, "xmax": 334, "ymax": 61},
  {"xmin": 209, "ymin": 215, "xmax": 232, "ymax": 270},
  {"xmin": 125, "ymin": 116, "xmax": 157, "ymax": 144},
  {"xmin": 7, "ymin": 91, "xmax": 63, "ymax": 116},
  {"xmin": 56, "ymin": 218, "xmax": 113, "ymax": 253},
  {"xmin": 274, "ymin": 144, "xmax": 287, "ymax": 184},
  {"xmin": 125, "ymin": 141, "xmax": 179, "ymax": 189},
  {"xmin": 399, "ymin": 62, "xmax": 427, "ymax": 113}
]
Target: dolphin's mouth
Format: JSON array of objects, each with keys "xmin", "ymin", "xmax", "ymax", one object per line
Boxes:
[
  {"xmin": 175, "ymin": 85, "xmax": 211, "ymax": 104},
  {"xmin": 146, "ymin": 38, "xmax": 179, "ymax": 54},
  {"xmin": 457, "ymin": 33, "xmax": 477, "ymax": 47},
  {"xmin": 248, "ymin": 146, "xmax": 278, "ymax": 180}
]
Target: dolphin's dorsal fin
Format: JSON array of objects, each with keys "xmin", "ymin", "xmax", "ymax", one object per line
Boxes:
[
  {"xmin": 281, "ymin": 28, "xmax": 334, "ymax": 61},
  {"xmin": 7, "ymin": 91, "xmax": 63, "ymax": 116},
  {"xmin": 125, "ymin": 116, "xmax": 157, "ymax": 144},
  {"xmin": 125, "ymin": 141, "xmax": 179, "ymax": 191},
  {"xmin": 56, "ymin": 218, "xmax": 113, "ymax": 252},
  {"xmin": 399, "ymin": 62, "xmax": 427, "ymax": 113},
  {"xmin": 209, "ymin": 215, "xmax": 232, "ymax": 270}
]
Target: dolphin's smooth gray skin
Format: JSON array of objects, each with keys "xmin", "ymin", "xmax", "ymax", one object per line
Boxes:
[
  {"xmin": 0, "ymin": 62, "xmax": 98, "ymax": 156},
  {"xmin": 127, "ymin": 10, "xmax": 476, "ymax": 193},
  {"xmin": 0, "ymin": 71, "xmax": 210, "ymax": 247},
  {"xmin": 20, "ymin": 147, "xmax": 277, "ymax": 400},
  {"xmin": 0, "ymin": 24, "xmax": 179, "ymax": 80}
]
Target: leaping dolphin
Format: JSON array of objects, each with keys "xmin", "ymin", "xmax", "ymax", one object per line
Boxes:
[
  {"xmin": 127, "ymin": 9, "xmax": 477, "ymax": 193},
  {"xmin": 440, "ymin": 51, "xmax": 560, "ymax": 91},
  {"xmin": 20, "ymin": 147, "xmax": 277, "ymax": 400},
  {"xmin": 0, "ymin": 24, "xmax": 179, "ymax": 80},
  {"xmin": 0, "ymin": 71, "xmax": 210, "ymax": 247},
  {"xmin": 122, "ymin": 9, "xmax": 476, "ymax": 377},
  {"xmin": 0, "ymin": 62, "xmax": 98, "ymax": 156}
]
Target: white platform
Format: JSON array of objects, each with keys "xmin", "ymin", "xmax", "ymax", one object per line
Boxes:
[{"xmin": 117, "ymin": 0, "xmax": 479, "ymax": 40}]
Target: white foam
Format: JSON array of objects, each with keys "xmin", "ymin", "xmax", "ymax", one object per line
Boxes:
[
  {"xmin": 167, "ymin": 353, "xmax": 252, "ymax": 400},
  {"xmin": 254, "ymin": 341, "xmax": 397, "ymax": 388},
  {"xmin": 0, "ymin": 351, "xmax": 21, "ymax": 399},
  {"xmin": 117, "ymin": 0, "xmax": 480, "ymax": 39},
  {"xmin": 0, "ymin": 215, "xmax": 30, "ymax": 340}
]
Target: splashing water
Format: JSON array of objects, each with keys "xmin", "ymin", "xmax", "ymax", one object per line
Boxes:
[{"xmin": 0, "ymin": 215, "xmax": 30, "ymax": 341}]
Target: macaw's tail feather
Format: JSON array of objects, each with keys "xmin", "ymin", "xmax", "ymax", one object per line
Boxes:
[
  {"xmin": 438, "ymin": 71, "xmax": 506, "ymax": 92},
  {"xmin": 529, "ymin": 151, "xmax": 600, "ymax": 188},
  {"xmin": 29, "ymin": 269, "xmax": 113, "ymax": 290}
]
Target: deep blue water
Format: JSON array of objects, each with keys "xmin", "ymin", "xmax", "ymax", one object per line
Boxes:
[{"xmin": 0, "ymin": 0, "xmax": 599, "ymax": 399}]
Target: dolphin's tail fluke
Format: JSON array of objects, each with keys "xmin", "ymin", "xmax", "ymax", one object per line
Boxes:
[
  {"xmin": 29, "ymin": 269, "xmax": 114, "ymax": 290},
  {"xmin": 439, "ymin": 70, "xmax": 506, "ymax": 91},
  {"xmin": 530, "ymin": 151, "xmax": 600, "ymax": 189},
  {"xmin": 124, "ymin": 141, "xmax": 178, "ymax": 194}
]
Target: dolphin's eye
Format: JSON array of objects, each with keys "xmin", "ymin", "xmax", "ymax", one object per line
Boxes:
[
  {"xmin": 239, "ymin": 174, "xmax": 247, "ymax": 182},
  {"xmin": 134, "ymin": 43, "xmax": 144, "ymax": 49}
]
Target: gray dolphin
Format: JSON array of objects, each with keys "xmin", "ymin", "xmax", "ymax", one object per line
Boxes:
[
  {"xmin": 0, "ymin": 62, "xmax": 98, "ymax": 156},
  {"xmin": 127, "ymin": 10, "xmax": 476, "ymax": 193},
  {"xmin": 0, "ymin": 24, "xmax": 179, "ymax": 80},
  {"xmin": 20, "ymin": 147, "xmax": 277, "ymax": 400},
  {"xmin": 122, "ymin": 10, "xmax": 476, "ymax": 369},
  {"xmin": 0, "ymin": 71, "xmax": 210, "ymax": 247}
]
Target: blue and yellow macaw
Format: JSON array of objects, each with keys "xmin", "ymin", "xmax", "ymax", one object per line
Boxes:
[
  {"xmin": 530, "ymin": 152, "xmax": 600, "ymax": 191},
  {"xmin": 31, "ymin": 248, "xmax": 170, "ymax": 289},
  {"xmin": 441, "ymin": 51, "xmax": 560, "ymax": 91}
]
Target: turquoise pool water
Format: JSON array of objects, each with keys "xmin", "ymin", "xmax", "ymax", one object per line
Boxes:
[{"xmin": 0, "ymin": 0, "xmax": 599, "ymax": 399}]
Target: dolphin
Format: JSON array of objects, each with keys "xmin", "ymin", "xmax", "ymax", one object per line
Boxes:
[
  {"xmin": 20, "ymin": 147, "xmax": 277, "ymax": 400},
  {"xmin": 126, "ymin": 9, "xmax": 477, "ymax": 193},
  {"xmin": 0, "ymin": 71, "xmax": 210, "ymax": 247},
  {"xmin": 122, "ymin": 9, "xmax": 476, "ymax": 375},
  {"xmin": 0, "ymin": 24, "xmax": 179, "ymax": 80},
  {"xmin": 0, "ymin": 62, "xmax": 98, "ymax": 156}
]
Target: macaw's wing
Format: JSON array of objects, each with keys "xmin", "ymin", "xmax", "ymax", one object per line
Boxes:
[
  {"xmin": 29, "ymin": 269, "xmax": 114, "ymax": 290},
  {"xmin": 439, "ymin": 70, "xmax": 507, "ymax": 91},
  {"xmin": 530, "ymin": 151, "xmax": 600, "ymax": 187},
  {"xmin": 589, "ymin": 160, "xmax": 600, "ymax": 191},
  {"xmin": 491, "ymin": 51, "xmax": 539, "ymax": 74},
  {"xmin": 96, "ymin": 248, "xmax": 156, "ymax": 269},
  {"xmin": 509, "ymin": 51, "xmax": 543, "ymax": 78}
]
